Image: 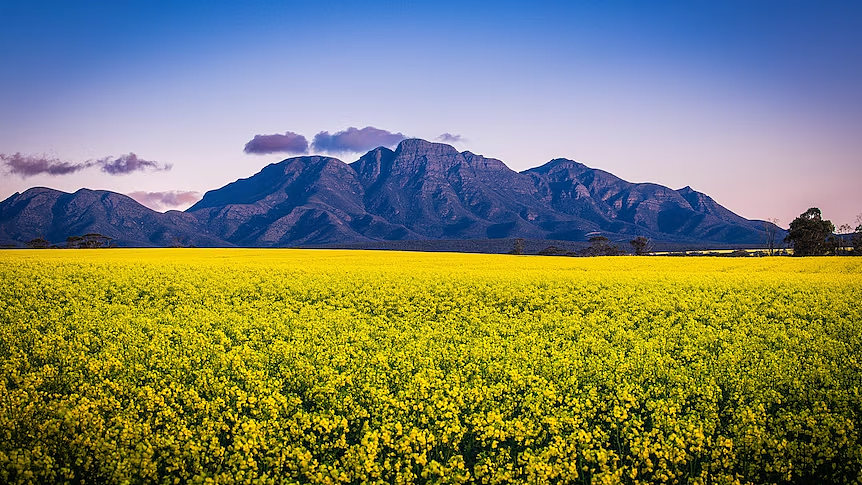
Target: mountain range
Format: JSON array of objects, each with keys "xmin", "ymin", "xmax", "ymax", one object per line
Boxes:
[{"xmin": 0, "ymin": 139, "xmax": 781, "ymax": 250}]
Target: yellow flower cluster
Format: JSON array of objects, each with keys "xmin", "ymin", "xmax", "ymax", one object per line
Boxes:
[{"xmin": 1, "ymin": 249, "xmax": 861, "ymax": 484}]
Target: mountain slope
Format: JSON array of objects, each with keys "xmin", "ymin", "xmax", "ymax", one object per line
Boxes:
[
  {"xmin": 525, "ymin": 159, "xmax": 766, "ymax": 243},
  {"xmin": 0, "ymin": 187, "xmax": 228, "ymax": 247},
  {"xmin": 188, "ymin": 156, "xmax": 418, "ymax": 246}
]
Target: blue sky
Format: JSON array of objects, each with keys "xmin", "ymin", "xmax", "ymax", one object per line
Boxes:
[{"xmin": 1, "ymin": 0, "xmax": 860, "ymax": 228}]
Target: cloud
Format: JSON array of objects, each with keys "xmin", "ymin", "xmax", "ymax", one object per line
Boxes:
[
  {"xmin": 127, "ymin": 190, "xmax": 202, "ymax": 211},
  {"xmin": 97, "ymin": 153, "xmax": 171, "ymax": 175},
  {"xmin": 1, "ymin": 152, "xmax": 171, "ymax": 177},
  {"xmin": 0, "ymin": 152, "xmax": 94, "ymax": 177},
  {"xmin": 311, "ymin": 126, "xmax": 406, "ymax": 154},
  {"xmin": 244, "ymin": 131, "xmax": 309, "ymax": 155},
  {"xmin": 436, "ymin": 133, "xmax": 464, "ymax": 143}
]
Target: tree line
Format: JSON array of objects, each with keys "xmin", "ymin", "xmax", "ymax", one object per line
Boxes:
[
  {"xmin": 785, "ymin": 208, "xmax": 862, "ymax": 256},
  {"xmin": 26, "ymin": 233, "xmax": 116, "ymax": 249},
  {"xmin": 523, "ymin": 207, "xmax": 861, "ymax": 257}
]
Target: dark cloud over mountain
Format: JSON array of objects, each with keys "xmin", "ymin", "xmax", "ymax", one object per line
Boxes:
[
  {"xmin": 244, "ymin": 132, "xmax": 309, "ymax": 155},
  {"xmin": 311, "ymin": 126, "xmax": 406, "ymax": 154},
  {"xmin": 2, "ymin": 152, "xmax": 169, "ymax": 177},
  {"xmin": 97, "ymin": 153, "xmax": 171, "ymax": 175},
  {"xmin": 0, "ymin": 153, "xmax": 94, "ymax": 177}
]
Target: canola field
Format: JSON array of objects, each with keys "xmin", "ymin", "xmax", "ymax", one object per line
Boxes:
[{"xmin": 1, "ymin": 249, "xmax": 861, "ymax": 485}]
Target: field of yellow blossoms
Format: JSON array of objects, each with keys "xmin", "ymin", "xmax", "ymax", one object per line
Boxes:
[{"xmin": 1, "ymin": 249, "xmax": 861, "ymax": 484}]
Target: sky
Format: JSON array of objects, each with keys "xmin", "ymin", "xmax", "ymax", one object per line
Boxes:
[{"xmin": 1, "ymin": 0, "xmax": 860, "ymax": 228}]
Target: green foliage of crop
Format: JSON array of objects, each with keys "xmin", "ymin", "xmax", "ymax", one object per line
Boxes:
[{"xmin": 1, "ymin": 250, "xmax": 861, "ymax": 484}]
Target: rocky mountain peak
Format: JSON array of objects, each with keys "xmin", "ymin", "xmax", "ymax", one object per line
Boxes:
[
  {"xmin": 527, "ymin": 158, "xmax": 590, "ymax": 178},
  {"xmin": 349, "ymin": 147, "xmax": 395, "ymax": 185},
  {"xmin": 460, "ymin": 151, "xmax": 511, "ymax": 173},
  {"xmin": 389, "ymin": 139, "xmax": 463, "ymax": 174}
]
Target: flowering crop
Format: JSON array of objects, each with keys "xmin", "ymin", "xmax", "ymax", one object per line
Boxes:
[{"xmin": 1, "ymin": 249, "xmax": 860, "ymax": 484}]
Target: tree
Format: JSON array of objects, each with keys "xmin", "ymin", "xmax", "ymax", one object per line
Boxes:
[
  {"xmin": 629, "ymin": 236, "xmax": 652, "ymax": 256},
  {"xmin": 784, "ymin": 208, "xmax": 834, "ymax": 256},
  {"xmin": 509, "ymin": 238, "xmax": 525, "ymax": 255},
  {"xmin": 66, "ymin": 235, "xmax": 84, "ymax": 249},
  {"xmin": 66, "ymin": 233, "xmax": 114, "ymax": 249},
  {"xmin": 853, "ymin": 214, "xmax": 862, "ymax": 256},
  {"xmin": 583, "ymin": 236, "xmax": 625, "ymax": 256},
  {"xmin": 763, "ymin": 218, "xmax": 780, "ymax": 256},
  {"xmin": 26, "ymin": 237, "xmax": 50, "ymax": 249},
  {"xmin": 538, "ymin": 246, "xmax": 562, "ymax": 256}
]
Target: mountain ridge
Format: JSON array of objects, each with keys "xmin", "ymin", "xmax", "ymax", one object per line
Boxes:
[
  {"xmin": 1, "ymin": 139, "xmax": 782, "ymax": 249},
  {"xmin": 0, "ymin": 187, "xmax": 229, "ymax": 247}
]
